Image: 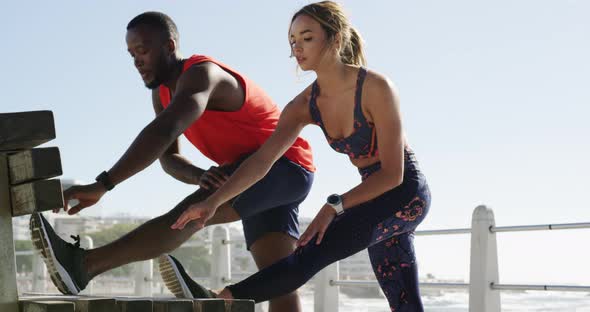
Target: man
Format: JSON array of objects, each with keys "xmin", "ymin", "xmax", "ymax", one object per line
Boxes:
[{"xmin": 30, "ymin": 11, "xmax": 314, "ymax": 312}]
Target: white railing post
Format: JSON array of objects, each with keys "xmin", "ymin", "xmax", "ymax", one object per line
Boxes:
[
  {"xmin": 469, "ymin": 205, "xmax": 500, "ymax": 312},
  {"xmin": 134, "ymin": 259, "xmax": 153, "ymax": 296},
  {"xmin": 314, "ymin": 262, "xmax": 339, "ymax": 312},
  {"xmin": 211, "ymin": 226, "xmax": 231, "ymax": 290},
  {"xmin": 32, "ymin": 253, "xmax": 47, "ymax": 292}
]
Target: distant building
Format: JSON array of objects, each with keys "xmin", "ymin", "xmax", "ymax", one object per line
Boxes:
[{"xmin": 12, "ymin": 216, "xmax": 31, "ymax": 241}]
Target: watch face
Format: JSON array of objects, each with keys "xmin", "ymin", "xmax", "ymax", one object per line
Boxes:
[{"xmin": 327, "ymin": 194, "xmax": 340, "ymax": 205}]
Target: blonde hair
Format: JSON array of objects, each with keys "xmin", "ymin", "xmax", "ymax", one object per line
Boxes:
[{"xmin": 291, "ymin": 1, "xmax": 366, "ymax": 66}]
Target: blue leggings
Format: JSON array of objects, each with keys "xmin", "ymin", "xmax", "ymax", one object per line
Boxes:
[{"xmin": 227, "ymin": 160, "xmax": 431, "ymax": 311}]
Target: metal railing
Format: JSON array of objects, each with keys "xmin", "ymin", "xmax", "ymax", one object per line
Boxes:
[
  {"xmin": 17, "ymin": 206, "xmax": 590, "ymax": 311},
  {"xmin": 211, "ymin": 205, "xmax": 590, "ymax": 312}
]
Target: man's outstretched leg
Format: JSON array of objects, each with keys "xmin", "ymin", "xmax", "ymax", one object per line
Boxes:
[{"xmin": 30, "ymin": 187, "xmax": 241, "ymax": 295}]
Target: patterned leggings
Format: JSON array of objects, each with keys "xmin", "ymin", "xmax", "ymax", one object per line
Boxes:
[{"xmin": 227, "ymin": 162, "xmax": 430, "ymax": 311}]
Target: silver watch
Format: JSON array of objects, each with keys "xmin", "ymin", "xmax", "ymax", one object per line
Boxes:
[{"xmin": 327, "ymin": 194, "xmax": 344, "ymax": 215}]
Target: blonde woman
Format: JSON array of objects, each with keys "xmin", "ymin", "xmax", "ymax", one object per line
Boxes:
[{"xmin": 165, "ymin": 2, "xmax": 431, "ymax": 310}]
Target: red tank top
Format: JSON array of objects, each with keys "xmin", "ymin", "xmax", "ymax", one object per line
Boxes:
[{"xmin": 159, "ymin": 55, "xmax": 315, "ymax": 172}]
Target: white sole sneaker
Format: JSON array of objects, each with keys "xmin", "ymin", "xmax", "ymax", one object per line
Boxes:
[
  {"xmin": 158, "ymin": 254, "xmax": 194, "ymax": 299},
  {"xmin": 30, "ymin": 213, "xmax": 80, "ymax": 295}
]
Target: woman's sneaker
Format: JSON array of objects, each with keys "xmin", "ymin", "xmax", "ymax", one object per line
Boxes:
[{"xmin": 158, "ymin": 254, "xmax": 215, "ymax": 299}]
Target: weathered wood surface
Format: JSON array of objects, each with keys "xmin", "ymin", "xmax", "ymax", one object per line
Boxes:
[
  {"xmin": 68, "ymin": 297, "xmax": 115, "ymax": 312},
  {"xmin": 20, "ymin": 300, "xmax": 75, "ymax": 312},
  {"xmin": 191, "ymin": 299, "xmax": 225, "ymax": 312},
  {"xmin": 0, "ymin": 153, "xmax": 18, "ymax": 312},
  {"xmin": 114, "ymin": 297, "xmax": 153, "ymax": 312},
  {"xmin": 153, "ymin": 299, "xmax": 193, "ymax": 312},
  {"xmin": 20, "ymin": 296, "xmax": 116, "ymax": 312},
  {"xmin": 18, "ymin": 296, "xmax": 255, "ymax": 312},
  {"xmin": 11, "ymin": 179, "xmax": 64, "ymax": 216},
  {"xmin": 8, "ymin": 147, "xmax": 62, "ymax": 185},
  {"xmin": 223, "ymin": 300, "xmax": 255, "ymax": 312},
  {"xmin": 0, "ymin": 111, "xmax": 56, "ymax": 151}
]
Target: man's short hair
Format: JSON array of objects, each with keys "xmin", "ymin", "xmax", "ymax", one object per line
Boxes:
[{"xmin": 127, "ymin": 11, "xmax": 179, "ymax": 45}]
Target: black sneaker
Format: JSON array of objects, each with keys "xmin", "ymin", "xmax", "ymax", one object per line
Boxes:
[
  {"xmin": 158, "ymin": 254, "xmax": 215, "ymax": 299},
  {"xmin": 29, "ymin": 213, "xmax": 89, "ymax": 295}
]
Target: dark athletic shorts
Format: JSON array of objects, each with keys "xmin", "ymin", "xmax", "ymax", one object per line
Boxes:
[{"xmin": 220, "ymin": 156, "xmax": 314, "ymax": 250}]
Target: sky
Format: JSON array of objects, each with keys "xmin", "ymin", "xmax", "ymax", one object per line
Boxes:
[{"xmin": 2, "ymin": 1, "xmax": 589, "ymax": 285}]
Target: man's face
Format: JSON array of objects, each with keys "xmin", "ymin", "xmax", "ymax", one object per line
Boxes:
[{"xmin": 126, "ymin": 25, "xmax": 170, "ymax": 89}]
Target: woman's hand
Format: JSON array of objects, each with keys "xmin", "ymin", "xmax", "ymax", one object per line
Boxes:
[
  {"xmin": 297, "ymin": 204, "xmax": 337, "ymax": 247},
  {"xmin": 171, "ymin": 199, "xmax": 217, "ymax": 231}
]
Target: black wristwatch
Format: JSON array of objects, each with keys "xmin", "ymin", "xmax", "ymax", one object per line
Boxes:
[
  {"xmin": 327, "ymin": 194, "xmax": 344, "ymax": 215},
  {"xmin": 96, "ymin": 171, "xmax": 115, "ymax": 191}
]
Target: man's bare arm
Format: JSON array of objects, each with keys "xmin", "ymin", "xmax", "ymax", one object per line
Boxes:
[{"xmin": 152, "ymin": 89, "xmax": 203, "ymax": 185}]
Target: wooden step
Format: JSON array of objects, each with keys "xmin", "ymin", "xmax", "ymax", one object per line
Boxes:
[
  {"xmin": 20, "ymin": 296, "xmax": 115, "ymax": 312},
  {"xmin": 114, "ymin": 297, "xmax": 153, "ymax": 312},
  {"xmin": 191, "ymin": 299, "xmax": 225, "ymax": 312},
  {"xmin": 18, "ymin": 296, "xmax": 255, "ymax": 312},
  {"xmin": 21, "ymin": 300, "xmax": 75, "ymax": 312},
  {"xmin": 0, "ymin": 111, "xmax": 56, "ymax": 151},
  {"xmin": 0, "ymin": 153, "xmax": 18, "ymax": 312},
  {"xmin": 70, "ymin": 297, "xmax": 115, "ymax": 312},
  {"xmin": 223, "ymin": 299, "xmax": 255, "ymax": 312},
  {"xmin": 8, "ymin": 147, "xmax": 62, "ymax": 185},
  {"xmin": 11, "ymin": 179, "xmax": 64, "ymax": 216},
  {"xmin": 153, "ymin": 298, "xmax": 193, "ymax": 312}
]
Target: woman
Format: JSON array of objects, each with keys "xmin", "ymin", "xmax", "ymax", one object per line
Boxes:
[{"xmin": 165, "ymin": 1, "xmax": 431, "ymax": 310}]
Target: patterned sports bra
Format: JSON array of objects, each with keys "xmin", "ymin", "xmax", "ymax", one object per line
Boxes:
[{"xmin": 309, "ymin": 67, "xmax": 377, "ymax": 159}]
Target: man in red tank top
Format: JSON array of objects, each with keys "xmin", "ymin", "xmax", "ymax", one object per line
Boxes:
[{"xmin": 29, "ymin": 12, "xmax": 313, "ymax": 311}]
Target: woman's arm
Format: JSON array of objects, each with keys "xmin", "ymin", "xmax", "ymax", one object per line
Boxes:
[
  {"xmin": 208, "ymin": 99, "xmax": 309, "ymax": 207},
  {"xmin": 341, "ymin": 72, "xmax": 405, "ymax": 210},
  {"xmin": 297, "ymin": 72, "xmax": 405, "ymax": 246},
  {"xmin": 171, "ymin": 94, "xmax": 311, "ymax": 230}
]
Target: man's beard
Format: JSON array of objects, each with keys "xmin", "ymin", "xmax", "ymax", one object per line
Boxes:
[
  {"xmin": 145, "ymin": 75, "xmax": 164, "ymax": 90},
  {"xmin": 144, "ymin": 55, "xmax": 170, "ymax": 89}
]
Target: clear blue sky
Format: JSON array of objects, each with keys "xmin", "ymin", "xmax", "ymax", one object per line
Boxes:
[{"xmin": 2, "ymin": 1, "xmax": 589, "ymax": 284}]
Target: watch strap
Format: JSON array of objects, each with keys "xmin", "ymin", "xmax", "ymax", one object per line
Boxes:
[{"xmin": 96, "ymin": 171, "xmax": 115, "ymax": 191}]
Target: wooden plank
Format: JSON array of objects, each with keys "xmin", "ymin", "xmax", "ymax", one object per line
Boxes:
[
  {"xmin": 191, "ymin": 299, "xmax": 225, "ymax": 312},
  {"xmin": 19, "ymin": 296, "xmax": 115, "ymax": 312},
  {"xmin": 223, "ymin": 300, "xmax": 254, "ymax": 312},
  {"xmin": 152, "ymin": 299, "xmax": 192, "ymax": 312},
  {"xmin": 0, "ymin": 111, "xmax": 56, "ymax": 151},
  {"xmin": 21, "ymin": 301, "xmax": 75, "ymax": 312},
  {"xmin": 11, "ymin": 179, "xmax": 64, "ymax": 216},
  {"xmin": 8, "ymin": 147, "xmax": 62, "ymax": 185},
  {"xmin": 0, "ymin": 154, "xmax": 18, "ymax": 312},
  {"xmin": 114, "ymin": 298, "xmax": 153, "ymax": 312},
  {"xmin": 70, "ymin": 298, "xmax": 116, "ymax": 312}
]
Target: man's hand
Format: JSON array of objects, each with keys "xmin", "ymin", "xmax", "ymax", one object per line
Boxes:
[
  {"xmin": 297, "ymin": 204, "xmax": 337, "ymax": 247},
  {"xmin": 198, "ymin": 166, "xmax": 229, "ymax": 190},
  {"xmin": 61, "ymin": 183, "xmax": 107, "ymax": 215},
  {"xmin": 171, "ymin": 199, "xmax": 217, "ymax": 231}
]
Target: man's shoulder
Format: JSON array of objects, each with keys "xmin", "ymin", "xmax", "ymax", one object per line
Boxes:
[{"xmin": 178, "ymin": 62, "xmax": 220, "ymax": 88}]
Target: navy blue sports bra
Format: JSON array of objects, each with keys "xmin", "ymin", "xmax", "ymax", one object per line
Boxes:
[{"xmin": 309, "ymin": 67, "xmax": 377, "ymax": 159}]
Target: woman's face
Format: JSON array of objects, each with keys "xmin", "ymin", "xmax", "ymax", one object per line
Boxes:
[{"xmin": 289, "ymin": 14, "xmax": 337, "ymax": 71}]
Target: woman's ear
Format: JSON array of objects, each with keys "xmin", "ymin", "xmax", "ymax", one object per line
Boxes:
[{"xmin": 334, "ymin": 32, "xmax": 342, "ymax": 50}]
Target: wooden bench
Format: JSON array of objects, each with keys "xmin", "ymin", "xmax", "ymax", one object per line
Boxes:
[
  {"xmin": 19, "ymin": 295, "xmax": 254, "ymax": 312},
  {"xmin": 1, "ymin": 111, "xmax": 63, "ymax": 312},
  {"xmin": 1, "ymin": 111, "xmax": 254, "ymax": 312}
]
